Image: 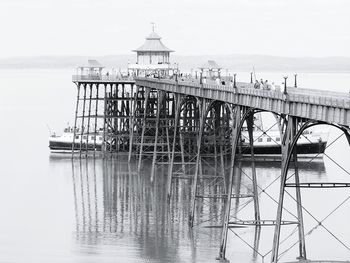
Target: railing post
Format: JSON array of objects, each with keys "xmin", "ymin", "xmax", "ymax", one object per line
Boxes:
[
  {"xmin": 250, "ymin": 72, "xmax": 253, "ymax": 84},
  {"xmin": 233, "ymin": 73, "xmax": 237, "ymax": 88}
]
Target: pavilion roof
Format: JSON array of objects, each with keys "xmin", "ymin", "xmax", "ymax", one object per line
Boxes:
[
  {"xmin": 79, "ymin": 59, "xmax": 104, "ymax": 69},
  {"xmin": 133, "ymin": 31, "xmax": 174, "ymax": 53},
  {"xmin": 199, "ymin": 60, "xmax": 222, "ymax": 70}
]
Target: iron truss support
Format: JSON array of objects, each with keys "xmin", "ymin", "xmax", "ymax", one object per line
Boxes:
[{"xmin": 189, "ymin": 101, "xmax": 232, "ymax": 228}]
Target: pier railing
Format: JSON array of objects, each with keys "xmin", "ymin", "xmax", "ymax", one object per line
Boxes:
[
  {"xmin": 72, "ymin": 74, "xmax": 135, "ymax": 82},
  {"xmin": 135, "ymin": 77, "xmax": 350, "ymax": 126}
]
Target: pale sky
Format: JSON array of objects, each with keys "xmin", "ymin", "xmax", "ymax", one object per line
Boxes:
[{"xmin": 1, "ymin": 0, "xmax": 349, "ymax": 58}]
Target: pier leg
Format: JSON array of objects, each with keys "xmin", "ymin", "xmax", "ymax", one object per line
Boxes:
[
  {"xmin": 247, "ymin": 114, "xmax": 260, "ymax": 223},
  {"xmin": 79, "ymin": 84, "xmax": 87, "ymax": 157},
  {"xmin": 137, "ymin": 88, "xmax": 150, "ymax": 172},
  {"xmin": 214, "ymin": 111, "xmax": 218, "ymax": 176},
  {"xmin": 179, "ymin": 132, "xmax": 186, "ymax": 174},
  {"xmin": 128, "ymin": 86, "xmax": 139, "ymax": 162},
  {"xmin": 253, "ymin": 225, "xmax": 262, "ymax": 260},
  {"xmin": 218, "ymin": 106, "xmax": 241, "ymax": 261},
  {"xmin": 189, "ymin": 99, "xmax": 206, "ymax": 227},
  {"xmin": 219, "ymin": 106, "xmax": 225, "ymax": 190},
  {"xmin": 102, "ymin": 84, "xmax": 108, "ymax": 154},
  {"xmin": 85, "ymin": 84, "xmax": 93, "ymax": 156},
  {"xmin": 166, "ymin": 124, "xmax": 171, "ymax": 161},
  {"xmin": 271, "ymin": 119, "xmax": 294, "ymax": 263},
  {"xmin": 72, "ymin": 83, "xmax": 81, "ymax": 158},
  {"xmin": 151, "ymin": 91, "xmax": 164, "ymax": 180},
  {"xmin": 167, "ymin": 95, "xmax": 181, "ymax": 201},
  {"xmin": 93, "ymin": 84, "xmax": 99, "ymax": 155},
  {"xmin": 292, "ymin": 122, "xmax": 307, "ymax": 260}
]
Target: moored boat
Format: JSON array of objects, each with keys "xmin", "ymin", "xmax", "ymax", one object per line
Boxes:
[
  {"xmin": 49, "ymin": 127, "xmax": 103, "ymax": 153},
  {"xmin": 240, "ymin": 127, "xmax": 329, "ymax": 161},
  {"xmin": 49, "ymin": 125, "xmax": 329, "ymax": 159}
]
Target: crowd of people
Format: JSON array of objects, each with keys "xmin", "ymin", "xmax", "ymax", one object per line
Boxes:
[
  {"xmin": 142, "ymin": 71, "xmax": 283, "ymax": 92},
  {"xmin": 253, "ymin": 79, "xmax": 276, "ymax": 90}
]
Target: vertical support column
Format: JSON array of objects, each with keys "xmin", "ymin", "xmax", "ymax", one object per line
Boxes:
[
  {"xmin": 180, "ymin": 103, "xmax": 187, "ymax": 173},
  {"xmin": 213, "ymin": 108, "xmax": 218, "ymax": 176},
  {"xmin": 85, "ymin": 84, "xmax": 93, "ymax": 156},
  {"xmin": 79, "ymin": 84, "xmax": 87, "ymax": 157},
  {"xmin": 179, "ymin": 132, "xmax": 186, "ymax": 173},
  {"xmin": 93, "ymin": 84, "xmax": 99, "ymax": 154},
  {"xmin": 218, "ymin": 105, "xmax": 225, "ymax": 185},
  {"xmin": 72, "ymin": 83, "xmax": 81, "ymax": 157},
  {"xmin": 218, "ymin": 106, "xmax": 241, "ymax": 261},
  {"xmin": 271, "ymin": 118, "xmax": 294, "ymax": 263},
  {"xmin": 247, "ymin": 113, "xmax": 261, "ymax": 223},
  {"xmin": 253, "ymin": 226, "xmax": 262, "ymax": 260},
  {"xmin": 108, "ymin": 84, "xmax": 113, "ymax": 153},
  {"xmin": 114, "ymin": 83, "xmax": 119, "ymax": 152},
  {"xmin": 165, "ymin": 122, "xmax": 171, "ymax": 160},
  {"xmin": 128, "ymin": 85, "xmax": 139, "ymax": 162},
  {"xmin": 102, "ymin": 84, "xmax": 108, "ymax": 154},
  {"xmin": 189, "ymin": 99, "xmax": 206, "ymax": 227},
  {"xmin": 167, "ymin": 94, "xmax": 181, "ymax": 201},
  {"xmin": 151, "ymin": 91, "xmax": 164, "ymax": 180},
  {"xmin": 292, "ymin": 120, "xmax": 307, "ymax": 260},
  {"xmin": 137, "ymin": 88, "xmax": 151, "ymax": 172}
]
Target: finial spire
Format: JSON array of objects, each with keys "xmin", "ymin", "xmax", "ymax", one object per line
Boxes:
[{"xmin": 151, "ymin": 22, "xmax": 155, "ymax": 32}]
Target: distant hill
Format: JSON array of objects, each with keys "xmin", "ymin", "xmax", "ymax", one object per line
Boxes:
[{"xmin": 0, "ymin": 54, "xmax": 349, "ymax": 72}]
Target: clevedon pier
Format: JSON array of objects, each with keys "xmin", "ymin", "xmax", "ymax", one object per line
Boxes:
[{"xmin": 69, "ymin": 30, "xmax": 350, "ymax": 262}]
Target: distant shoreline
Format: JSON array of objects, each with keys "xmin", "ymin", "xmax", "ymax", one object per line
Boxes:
[{"xmin": 0, "ymin": 54, "xmax": 349, "ymax": 73}]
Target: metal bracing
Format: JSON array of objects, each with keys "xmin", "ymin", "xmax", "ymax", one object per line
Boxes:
[
  {"xmin": 218, "ymin": 108, "xmax": 295, "ymax": 262},
  {"xmin": 271, "ymin": 116, "xmax": 295, "ymax": 263},
  {"xmin": 166, "ymin": 96, "xmax": 201, "ymax": 203},
  {"xmin": 70, "ymin": 81, "xmax": 135, "ymax": 157},
  {"xmin": 271, "ymin": 119, "xmax": 350, "ymax": 262}
]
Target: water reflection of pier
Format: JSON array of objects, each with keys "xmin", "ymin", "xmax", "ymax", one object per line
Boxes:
[
  {"xmin": 65, "ymin": 156, "xmax": 337, "ymax": 262},
  {"xmin": 70, "ymin": 157, "xmax": 225, "ymax": 261}
]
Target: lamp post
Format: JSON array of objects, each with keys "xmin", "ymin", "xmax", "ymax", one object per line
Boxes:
[
  {"xmin": 250, "ymin": 72, "xmax": 253, "ymax": 84},
  {"xmin": 283, "ymin": 76, "xmax": 288, "ymax": 94},
  {"xmin": 294, "ymin": 74, "xmax": 298, "ymax": 88}
]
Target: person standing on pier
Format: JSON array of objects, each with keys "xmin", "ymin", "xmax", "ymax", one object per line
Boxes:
[
  {"xmin": 254, "ymin": 80, "xmax": 260, "ymax": 89},
  {"xmin": 260, "ymin": 79, "xmax": 264, "ymax": 89}
]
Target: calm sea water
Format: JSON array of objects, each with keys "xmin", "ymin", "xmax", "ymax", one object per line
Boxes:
[{"xmin": 1, "ymin": 69, "xmax": 350, "ymax": 263}]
